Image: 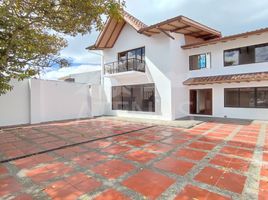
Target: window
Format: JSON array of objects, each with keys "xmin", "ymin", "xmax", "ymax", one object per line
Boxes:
[
  {"xmin": 189, "ymin": 53, "xmax": 211, "ymax": 70},
  {"xmin": 224, "ymin": 87, "xmax": 268, "ymax": 108},
  {"xmin": 239, "ymin": 88, "xmax": 255, "ymax": 107},
  {"xmin": 256, "ymin": 87, "xmax": 268, "ymax": 108},
  {"xmin": 255, "ymin": 45, "xmax": 268, "ymax": 63},
  {"xmin": 118, "ymin": 47, "xmax": 145, "ymax": 61},
  {"xmin": 224, "ymin": 43, "xmax": 268, "ymax": 66},
  {"xmin": 224, "ymin": 88, "xmax": 239, "ymax": 107},
  {"xmin": 112, "ymin": 84, "xmax": 155, "ymax": 112},
  {"xmin": 224, "ymin": 50, "xmax": 239, "ymax": 66}
]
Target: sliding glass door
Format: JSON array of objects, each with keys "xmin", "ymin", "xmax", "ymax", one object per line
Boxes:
[{"xmin": 112, "ymin": 84, "xmax": 155, "ymax": 112}]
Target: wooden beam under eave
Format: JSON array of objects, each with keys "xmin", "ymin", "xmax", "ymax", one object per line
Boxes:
[
  {"xmin": 157, "ymin": 28, "xmax": 175, "ymax": 40},
  {"xmin": 170, "ymin": 25, "xmax": 191, "ymax": 32}
]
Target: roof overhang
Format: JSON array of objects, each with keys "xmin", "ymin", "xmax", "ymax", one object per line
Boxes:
[
  {"xmin": 182, "ymin": 27, "xmax": 268, "ymax": 49},
  {"xmin": 138, "ymin": 16, "xmax": 221, "ymax": 40},
  {"xmin": 183, "ymin": 72, "xmax": 268, "ymax": 86},
  {"xmin": 87, "ymin": 11, "xmax": 147, "ymax": 50}
]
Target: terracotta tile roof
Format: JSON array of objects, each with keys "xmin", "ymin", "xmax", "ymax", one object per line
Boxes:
[
  {"xmin": 121, "ymin": 10, "xmax": 147, "ymax": 30},
  {"xmin": 182, "ymin": 27, "xmax": 268, "ymax": 49},
  {"xmin": 183, "ymin": 72, "xmax": 268, "ymax": 85}
]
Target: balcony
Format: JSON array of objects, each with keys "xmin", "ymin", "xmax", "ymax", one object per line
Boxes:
[{"xmin": 104, "ymin": 58, "xmax": 145, "ymax": 75}]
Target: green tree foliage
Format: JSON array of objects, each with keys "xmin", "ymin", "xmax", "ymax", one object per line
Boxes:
[{"xmin": 0, "ymin": 0, "xmax": 124, "ymax": 95}]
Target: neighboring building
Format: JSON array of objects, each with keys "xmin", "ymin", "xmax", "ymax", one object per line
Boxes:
[
  {"xmin": 60, "ymin": 70, "xmax": 101, "ymax": 85},
  {"xmin": 88, "ymin": 10, "xmax": 268, "ymax": 121}
]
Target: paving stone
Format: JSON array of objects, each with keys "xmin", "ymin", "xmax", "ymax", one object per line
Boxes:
[
  {"xmin": 174, "ymin": 184, "xmax": 231, "ymax": 200},
  {"xmin": 94, "ymin": 189, "xmax": 130, "ymax": 200},
  {"xmin": 123, "ymin": 169, "xmax": 175, "ymax": 199}
]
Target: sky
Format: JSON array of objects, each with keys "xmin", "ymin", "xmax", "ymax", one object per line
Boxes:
[{"xmin": 43, "ymin": 0, "xmax": 268, "ymax": 80}]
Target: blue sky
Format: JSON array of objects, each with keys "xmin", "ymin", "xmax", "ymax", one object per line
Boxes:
[{"xmin": 43, "ymin": 0, "xmax": 268, "ymax": 79}]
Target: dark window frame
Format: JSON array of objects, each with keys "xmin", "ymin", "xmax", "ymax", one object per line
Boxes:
[
  {"xmin": 118, "ymin": 47, "xmax": 145, "ymax": 62},
  {"xmin": 224, "ymin": 87, "xmax": 268, "ymax": 108},
  {"xmin": 112, "ymin": 83, "xmax": 155, "ymax": 112},
  {"xmin": 189, "ymin": 52, "xmax": 211, "ymax": 71},
  {"xmin": 224, "ymin": 43, "xmax": 268, "ymax": 67}
]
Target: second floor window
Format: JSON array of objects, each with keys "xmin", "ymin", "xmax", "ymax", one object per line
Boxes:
[
  {"xmin": 118, "ymin": 47, "xmax": 145, "ymax": 62},
  {"xmin": 189, "ymin": 53, "xmax": 211, "ymax": 70},
  {"xmin": 224, "ymin": 43, "xmax": 268, "ymax": 66}
]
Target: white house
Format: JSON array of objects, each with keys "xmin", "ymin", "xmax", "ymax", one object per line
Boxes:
[{"xmin": 88, "ymin": 10, "xmax": 268, "ymax": 121}]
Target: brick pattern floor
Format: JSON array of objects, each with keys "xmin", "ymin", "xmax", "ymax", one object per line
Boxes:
[{"xmin": 0, "ymin": 118, "xmax": 268, "ymax": 199}]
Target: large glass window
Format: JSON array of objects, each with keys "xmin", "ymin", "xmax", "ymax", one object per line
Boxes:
[
  {"xmin": 256, "ymin": 87, "xmax": 268, "ymax": 108},
  {"xmin": 189, "ymin": 53, "xmax": 211, "ymax": 70},
  {"xmin": 112, "ymin": 84, "xmax": 155, "ymax": 112},
  {"xmin": 118, "ymin": 47, "xmax": 145, "ymax": 61},
  {"xmin": 224, "ymin": 88, "xmax": 239, "ymax": 107},
  {"xmin": 239, "ymin": 88, "xmax": 255, "ymax": 108},
  {"xmin": 255, "ymin": 45, "xmax": 268, "ymax": 63},
  {"xmin": 225, "ymin": 87, "xmax": 268, "ymax": 108},
  {"xmin": 224, "ymin": 43, "xmax": 268, "ymax": 66},
  {"xmin": 224, "ymin": 50, "xmax": 239, "ymax": 66}
]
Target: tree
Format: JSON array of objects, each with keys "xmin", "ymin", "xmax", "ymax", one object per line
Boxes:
[{"xmin": 0, "ymin": 0, "xmax": 124, "ymax": 95}]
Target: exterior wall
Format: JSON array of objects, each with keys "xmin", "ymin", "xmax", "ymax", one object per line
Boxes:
[
  {"xmin": 186, "ymin": 32, "xmax": 268, "ymax": 78},
  {"xmin": 0, "ymin": 79, "xmax": 97, "ymax": 127},
  {"xmin": 102, "ymin": 24, "xmax": 176, "ymax": 120},
  {"xmin": 68, "ymin": 71, "xmax": 101, "ymax": 85},
  {"xmin": 188, "ymin": 81, "xmax": 268, "ymax": 120},
  {"xmin": 0, "ymin": 79, "xmax": 30, "ymax": 127},
  {"xmin": 30, "ymin": 79, "xmax": 91, "ymax": 124},
  {"xmin": 100, "ymin": 24, "xmax": 268, "ymax": 121}
]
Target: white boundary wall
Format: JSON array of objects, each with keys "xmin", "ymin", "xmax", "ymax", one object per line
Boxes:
[{"xmin": 0, "ymin": 79, "xmax": 102, "ymax": 127}]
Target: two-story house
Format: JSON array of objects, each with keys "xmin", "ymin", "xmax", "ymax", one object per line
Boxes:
[{"xmin": 88, "ymin": 10, "xmax": 268, "ymax": 121}]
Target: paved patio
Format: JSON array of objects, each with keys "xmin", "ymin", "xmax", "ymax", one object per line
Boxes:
[{"xmin": 0, "ymin": 118, "xmax": 268, "ymax": 200}]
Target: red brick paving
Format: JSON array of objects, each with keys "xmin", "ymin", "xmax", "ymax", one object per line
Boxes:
[
  {"xmin": 94, "ymin": 189, "xmax": 129, "ymax": 200},
  {"xmin": 102, "ymin": 144, "xmax": 131, "ymax": 154},
  {"xmin": 91, "ymin": 160, "xmax": 134, "ymax": 179},
  {"xmin": 0, "ymin": 176, "xmax": 22, "ymax": 197},
  {"xmin": 0, "ymin": 118, "xmax": 266, "ymax": 199},
  {"xmin": 123, "ymin": 169, "xmax": 175, "ymax": 199},
  {"xmin": 195, "ymin": 167, "xmax": 246, "ymax": 194},
  {"xmin": 175, "ymin": 185, "xmax": 231, "ymax": 200},
  {"xmin": 154, "ymin": 157, "xmax": 195, "ymax": 176},
  {"xmin": 210, "ymin": 154, "xmax": 250, "ymax": 172},
  {"xmin": 124, "ymin": 150, "xmax": 156, "ymax": 163},
  {"xmin": 173, "ymin": 148, "xmax": 207, "ymax": 161},
  {"xmin": 72, "ymin": 152, "xmax": 107, "ymax": 167},
  {"xmin": 27, "ymin": 162, "xmax": 73, "ymax": 183},
  {"xmin": 220, "ymin": 146, "xmax": 254, "ymax": 159},
  {"xmin": 189, "ymin": 141, "xmax": 216, "ymax": 151},
  {"xmin": 259, "ymin": 180, "xmax": 268, "ymax": 200}
]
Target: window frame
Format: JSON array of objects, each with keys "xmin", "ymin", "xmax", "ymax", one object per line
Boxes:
[
  {"xmin": 189, "ymin": 52, "xmax": 211, "ymax": 71},
  {"xmin": 118, "ymin": 47, "xmax": 145, "ymax": 62},
  {"xmin": 111, "ymin": 83, "xmax": 155, "ymax": 112},
  {"xmin": 224, "ymin": 43, "xmax": 268, "ymax": 67},
  {"xmin": 224, "ymin": 87, "xmax": 268, "ymax": 108}
]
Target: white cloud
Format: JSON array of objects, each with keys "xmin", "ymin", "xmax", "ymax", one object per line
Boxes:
[{"xmin": 41, "ymin": 65, "xmax": 101, "ymax": 80}]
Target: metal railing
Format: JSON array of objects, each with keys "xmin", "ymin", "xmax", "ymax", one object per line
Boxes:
[{"xmin": 104, "ymin": 58, "xmax": 145, "ymax": 75}]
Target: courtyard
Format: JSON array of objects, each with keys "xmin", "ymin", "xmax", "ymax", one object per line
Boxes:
[{"xmin": 0, "ymin": 118, "xmax": 268, "ymax": 200}]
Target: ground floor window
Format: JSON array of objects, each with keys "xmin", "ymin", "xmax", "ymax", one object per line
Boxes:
[
  {"xmin": 190, "ymin": 89, "xmax": 213, "ymax": 115},
  {"xmin": 112, "ymin": 84, "xmax": 155, "ymax": 112},
  {"xmin": 224, "ymin": 87, "xmax": 268, "ymax": 108}
]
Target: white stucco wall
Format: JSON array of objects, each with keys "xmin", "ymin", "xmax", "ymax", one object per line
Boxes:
[
  {"xmin": 0, "ymin": 79, "xmax": 30, "ymax": 126},
  {"xmin": 30, "ymin": 79, "xmax": 91, "ymax": 124},
  {"xmin": 186, "ymin": 32, "xmax": 268, "ymax": 78},
  {"xmin": 188, "ymin": 81, "xmax": 268, "ymax": 120},
  {"xmin": 69, "ymin": 70, "xmax": 101, "ymax": 85},
  {"xmin": 102, "ymin": 24, "xmax": 178, "ymax": 120},
  {"xmin": 100, "ymin": 24, "xmax": 268, "ymax": 121},
  {"xmin": 0, "ymin": 79, "xmax": 96, "ymax": 127}
]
